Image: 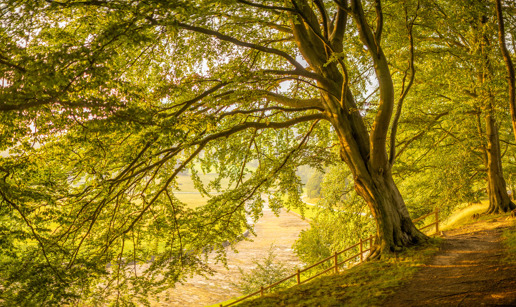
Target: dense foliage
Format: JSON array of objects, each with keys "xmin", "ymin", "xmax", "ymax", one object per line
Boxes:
[
  {"xmin": 0, "ymin": 0, "xmax": 515, "ymax": 305},
  {"xmin": 233, "ymin": 245, "xmax": 290, "ymax": 294}
]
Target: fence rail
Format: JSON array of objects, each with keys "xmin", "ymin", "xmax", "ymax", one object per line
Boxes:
[{"xmin": 222, "ymin": 208, "xmax": 439, "ymax": 307}]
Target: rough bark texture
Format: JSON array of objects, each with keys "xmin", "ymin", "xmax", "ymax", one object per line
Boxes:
[
  {"xmin": 484, "ymin": 110, "xmax": 516, "ymax": 214},
  {"xmin": 349, "ymin": 153, "xmax": 427, "ymax": 255},
  {"xmin": 289, "ymin": 0, "xmax": 427, "ymax": 256}
]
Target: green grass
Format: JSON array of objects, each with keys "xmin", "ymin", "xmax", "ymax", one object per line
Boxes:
[
  {"xmin": 174, "ymin": 173, "xmax": 231, "ymax": 208},
  {"xmin": 231, "ymin": 238, "xmax": 442, "ymax": 307},
  {"xmin": 502, "ymin": 220, "xmax": 516, "ymax": 264},
  {"xmin": 283, "ymin": 196, "xmax": 320, "ymax": 221},
  {"xmin": 206, "ymin": 296, "xmax": 244, "ymax": 307},
  {"xmin": 286, "ymin": 205, "xmax": 318, "ymax": 221},
  {"xmin": 439, "ymin": 201, "xmax": 489, "ymax": 231}
]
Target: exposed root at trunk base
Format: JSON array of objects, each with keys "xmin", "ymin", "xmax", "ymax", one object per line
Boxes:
[
  {"xmin": 485, "ymin": 200, "xmax": 516, "ymax": 215},
  {"xmin": 366, "ymin": 232, "xmax": 428, "ymax": 261},
  {"xmin": 367, "ymin": 246, "xmax": 382, "ymax": 260}
]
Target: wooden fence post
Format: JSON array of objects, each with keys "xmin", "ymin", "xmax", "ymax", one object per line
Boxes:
[
  {"xmin": 359, "ymin": 238, "xmax": 363, "ymax": 263},
  {"xmin": 435, "ymin": 207, "xmax": 439, "ymax": 234},
  {"xmin": 334, "ymin": 252, "xmax": 338, "ymax": 273},
  {"xmin": 222, "ymin": 211, "xmax": 440, "ymax": 306}
]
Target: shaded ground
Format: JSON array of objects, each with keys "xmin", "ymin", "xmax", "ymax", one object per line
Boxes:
[
  {"xmin": 151, "ymin": 205, "xmax": 309, "ymax": 307},
  {"xmin": 383, "ymin": 217, "xmax": 516, "ymax": 306}
]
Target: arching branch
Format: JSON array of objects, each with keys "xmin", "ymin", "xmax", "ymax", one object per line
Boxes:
[
  {"xmin": 177, "ymin": 22, "xmax": 308, "ymax": 74},
  {"xmin": 389, "ymin": 2, "xmax": 419, "ymax": 166},
  {"xmin": 260, "ymin": 91, "xmax": 324, "ymax": 109},
  {"xmin": 330, "ymin": 7, "xmax": 348, "ymax": 52},
  {"xmin": 237, "ymin": 0, "xmax": 295, "ymax": 12},
  {"xmin": 108, "ymin": 113, "xmax": 327, "ymax": 243}
]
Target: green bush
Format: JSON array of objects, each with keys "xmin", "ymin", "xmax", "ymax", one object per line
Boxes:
[{"xmin": 233, "ymin": 245, "xmax": 291, "ymax": 294}]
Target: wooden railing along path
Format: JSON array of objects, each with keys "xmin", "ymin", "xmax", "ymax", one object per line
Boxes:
[{"xmin": 221, "ymin": 208, "xmax": 440, "ymax": 307}]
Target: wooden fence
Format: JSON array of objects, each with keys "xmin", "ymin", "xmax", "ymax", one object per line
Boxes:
[{"xmin": 222, "ymin": 208, "xmax": 439, "ymax": 307}]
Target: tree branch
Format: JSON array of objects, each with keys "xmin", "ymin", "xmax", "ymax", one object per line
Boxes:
[
  {"xmin": 314, "ymin": 0, "xmax": 330, "ymax": 40},
  {"xmin": 237, "ymin": 0, "xmax": 295, "ymax": 12},
  {"xmin": 192, "ymin": 113, "xmax": 327, "ymax": 146},
  {"xmin": 374, "ymin": 0, "xmax": 383, "ymax": 44},
  {"xmin": 395, "ymin": 111, "xmax": 449, "ymax": 160},
  {"xmin": 160, "ymin": 82, "xmax": 228, "ymax": 115},
  {"xmin": 260, "ymin": 91, "xmax": 324, "ymax": 109},
  {"xmin": 330, "ymin": 7, "xmax": 348, "ymax": 52},
  {"xmin": 0, "ymin": 55, "xmax": 26, "ymax": 73},
  {"xmin": 177, "ymin": 22, "xmax": 307, "ymax": 73},
  {"xmin": 389, "ymin": 1, "xmax": 419, "ymax": 166},
  {"xmin": 351, "ymin": 0, "xmax": 394, "ymax": 169},
  {"xmin": 218, "ymin": 106, "xmax": 322, "ymax": 118}
]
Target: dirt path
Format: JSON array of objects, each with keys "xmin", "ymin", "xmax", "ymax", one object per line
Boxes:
[
  {"xmin": 383, "ymin": 218, "xmax": 516, "ymax": 306},
  {"xmin": 151, "ymin": 205, "xmax": 309, "ymax": 307}
]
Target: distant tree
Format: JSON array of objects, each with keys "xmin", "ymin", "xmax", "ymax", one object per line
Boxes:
[
  {"xmin": 494, "ymin": 0, "xmax": 516, "ymax": 142},
  {"xmin": 390, "ymin": 0, "xmax": 515, "ymax": 215},
  {"xmin": 306, "ymin": 170, "xmax": 325, "ymax": 198}
]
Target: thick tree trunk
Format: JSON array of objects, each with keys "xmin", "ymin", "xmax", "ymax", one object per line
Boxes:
[
  {"xmin": 290, "ymin": 0, "xmax": 428, "ymax": 257},
  {"xmin": 352, "ymin": 161, "xmax": 427, "ymax": 256},
  {"xmin": 328, "ymin": 109, "xmax": 427, "ymax": 257},
  {"xmin": 484, "ymin": 111, "xmax": 515, "ymax": 214}
]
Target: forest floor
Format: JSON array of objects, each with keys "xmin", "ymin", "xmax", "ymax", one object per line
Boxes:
[{"xmin": 382, "ymin": 216, "xmax": 516, "ymax": 306}]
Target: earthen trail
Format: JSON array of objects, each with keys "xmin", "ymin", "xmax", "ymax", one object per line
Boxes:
[{"xmin": 383, "ymin": 218, "xmax": 516, "ymax": 306}]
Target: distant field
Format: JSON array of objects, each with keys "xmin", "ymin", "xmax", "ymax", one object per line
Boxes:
[{"xmin": 174, "ymin": 173, "xmax": 231, "ymax": 208}]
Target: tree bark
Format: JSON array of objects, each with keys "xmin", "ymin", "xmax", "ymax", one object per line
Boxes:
[
  {"xmin": 289, "ymin": 0, "xmax": 427, "ymax": 257},
  {"xmin": 484, "ymin": 108, "xmax": 516, "ymax": 214},
  {"xmin": 330, "ymin": 112, "xmax": 427, "ymax": 256}
]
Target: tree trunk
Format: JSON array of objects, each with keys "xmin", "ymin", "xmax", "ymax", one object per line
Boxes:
[
  {"xmin": 495, "ymin": 0, "xmax": 516, "ymax": 143},
  {"xmin": 484, "ymin": 110, "xmax": 515, "ymax": 214},
  {"xmin": 290, "ymin": 0, "xmax": 428, "ymax": 257},
  {"xmin": 324, "ymin": 103, "xmax": 427, "ymax": 257},
  {"xmin": 352, "ymin": 159, "xmax": 427, "ymax": 256}
]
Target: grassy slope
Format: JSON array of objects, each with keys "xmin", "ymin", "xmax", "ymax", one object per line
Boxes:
[
  {"xmin": 217, "ymin": 201, "xmax": 514, "ymax": 307},
  {"xmin": 502, "ymin": 219, "xmax": 516, "ymax": 264},
  {"xmin": 439, "ymin": 201, "xmax": 489, "ymax": 231},
  {"xmin": 234, "ymin": 239, "xmax": 442, "ymax": 307}
]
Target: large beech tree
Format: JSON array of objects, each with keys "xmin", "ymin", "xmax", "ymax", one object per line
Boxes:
[{"xmin": 0, "ymin": 0, "xmax": 428, "ymax": 304}]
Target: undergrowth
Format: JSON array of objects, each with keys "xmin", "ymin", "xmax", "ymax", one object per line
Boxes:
[
  {"xmin": 502, "ymin": 220, "xmax": 516, "ymax": 264},
  {"xmin": 233, "ymin": 238, "xmax": 442, "ymax": 307}
]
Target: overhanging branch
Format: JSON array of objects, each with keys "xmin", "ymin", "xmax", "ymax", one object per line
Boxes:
[
  {"xmin": 177, "ymin": 22, "xmax": 307, "ymax": 73},
  {"xmin": 260, "ymin": 91, "xmax": 324, "ymax": 109}
]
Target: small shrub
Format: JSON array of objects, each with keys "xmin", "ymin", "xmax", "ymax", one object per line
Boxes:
[{"xmin": 232, "ymin": 245, "xmax": 290, "ymax": 294}]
